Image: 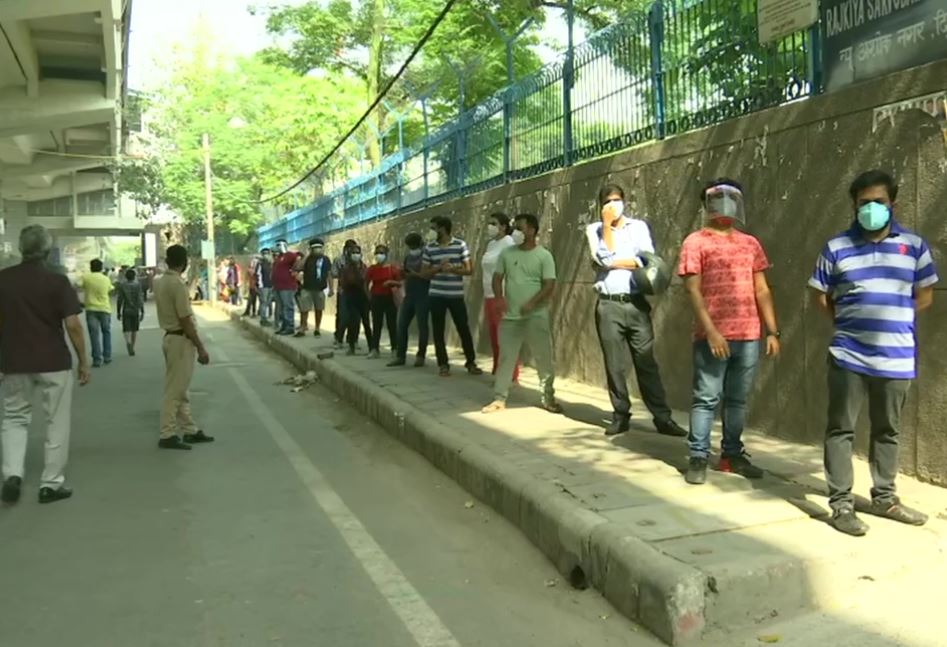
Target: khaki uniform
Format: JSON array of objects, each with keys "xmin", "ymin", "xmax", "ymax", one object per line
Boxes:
[{"xmin": 154, "ymin": 270, "xmax": 198, "ymax": 440}]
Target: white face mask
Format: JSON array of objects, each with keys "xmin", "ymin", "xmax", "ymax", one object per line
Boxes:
[
  {"xmin": 511, "ymin": 229, "xmax": 526, "ymax": 246},
  {"xmin": 276, "ymin": 243, "xmax": 288, "ymax": 254},
  {"xmin": 350, "ymin": 253, "xmax": 362, "ymax": 263},
  {"xmin": 487, "ymin": 224, "xmax": 499, "ymax": 238},
  {"xmin": 425, "ymin": 229, "xmax": 438, "ymax": 243},
  {"xmin": 408, "ymin": 248, "xmax": 422, "ymax": 257},
  {"xmin": 608, "ymin": 200, "xmax": 624, "ymax": 217},
  {"xmin": 375, "ymin": 253, "xmax": 387, "ymax": 264}
]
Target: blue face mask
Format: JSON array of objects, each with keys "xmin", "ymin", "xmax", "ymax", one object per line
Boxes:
[{"xmin": 857, "ymin": 201, "xmax": 891, "ymax": 232}]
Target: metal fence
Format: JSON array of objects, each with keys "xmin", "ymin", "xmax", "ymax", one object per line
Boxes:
[{"xmin": 259, "ymin": 0, "xmax": 820, "ymax": 248}]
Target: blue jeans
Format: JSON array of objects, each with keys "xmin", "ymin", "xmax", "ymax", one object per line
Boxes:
[
  {"xmin": 277, "ymin": 289, "xmax": 296, "ymax": 332},
  {"xmin": 87, "ymin": 311, "xmax": 112, "ymax": 365},
  {"xmin": 688, "ymin": 340, "xmax": 760, "ymax": 459}
]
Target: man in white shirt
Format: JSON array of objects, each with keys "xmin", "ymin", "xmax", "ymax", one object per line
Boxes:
[
  {"xmin": 586, "ymin": 183, "xmax": 686, "ymax": 438},
  {"xmin": 480, "ymin": 212, "xmax": 517, "ymax": 377}
]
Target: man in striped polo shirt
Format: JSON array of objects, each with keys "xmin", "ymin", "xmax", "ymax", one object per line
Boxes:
[
  {"xmin": 423, "ymin": 216, "xmax": 483, "ymax": 377},
  {"xmin": 809, "ymin": 170, "xmax": 937, "ymax": 537}
]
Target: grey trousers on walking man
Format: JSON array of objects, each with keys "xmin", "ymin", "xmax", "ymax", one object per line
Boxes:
[{"xmin": 824, "ymin": 358, "xmax": 911, "ymax": 513}]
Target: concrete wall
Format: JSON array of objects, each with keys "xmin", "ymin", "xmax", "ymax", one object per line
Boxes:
[{"xmin": 309, "ymin": 60, "xmax": 947, "ymax": 485}]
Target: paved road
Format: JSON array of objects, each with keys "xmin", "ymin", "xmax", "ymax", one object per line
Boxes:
[{"xmin": 0, "ymin": 309, "xmax": 653, "ymax": 647}]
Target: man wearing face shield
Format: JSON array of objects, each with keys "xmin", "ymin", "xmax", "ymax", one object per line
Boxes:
[
  {"xmin": 678, "ymin": 179, "xmax": 780, "ymax": 486},
  {"xmin": 586, "ymin": 184, "xmax": 687, "ymax": 438},
  {"xmin": 809, "ymin": 170, "xmax": 937, "ymax": 537},
  {"xmin": 296, "ymin": 238, "xmax": 332, "ymax": 338},
  {"xmin": 272, "ymin": 239, "xmax": 303, "ymax": 335}
]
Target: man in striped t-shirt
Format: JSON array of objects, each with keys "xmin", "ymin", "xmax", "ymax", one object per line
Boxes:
[
  {"xmin": 422, "ymin": 216, "xmax": 483, "ymax": 377},
  {"xmin": 809, "ymin": 170, "xmax": 938, "ymax": 537}
]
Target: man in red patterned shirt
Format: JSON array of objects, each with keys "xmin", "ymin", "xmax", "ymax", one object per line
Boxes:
[{"xmin": 677, "ymin": 179, "xmax": 781, "ymax": 485}]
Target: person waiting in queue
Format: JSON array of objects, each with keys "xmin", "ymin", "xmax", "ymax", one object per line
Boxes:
[
  {"xmin": 388, "ymin": 233, "xmax": 430, "ymax": 367},
  {"xmin": 422, "ymin": 216, "xmax": 483, "ymax": 377},
  {"xmin": 339, "ymin": 245, "xmax": 372, "ymax": 356},
  {"xmin": 480, "ymin": 212, "xmax": 520, "ymax": 381},
  {"xmin": 365, "ymin": 244, "xmax": 401, "ymax": 359},
  {"xmin": 586, "ymin": 183, "xmax": 687, "ymax": 438}
]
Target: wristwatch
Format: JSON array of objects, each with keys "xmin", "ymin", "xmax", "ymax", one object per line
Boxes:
[{"xmin": 767, "ymin": 330, "xmax": 781, "ymax": 338}]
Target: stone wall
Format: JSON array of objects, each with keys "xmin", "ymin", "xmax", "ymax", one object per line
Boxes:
[{"xmin": 305, "ymin": 60, "xmax": 947, "ymax": 485}]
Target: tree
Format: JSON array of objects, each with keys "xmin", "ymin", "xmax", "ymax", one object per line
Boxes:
[
  {"xmin": 256, "ymin": 0, "xmax": 548, "ymax": 163},
  {"xmin": 120, "ymin": 40, "xmax": 365, "ymax": 251}
]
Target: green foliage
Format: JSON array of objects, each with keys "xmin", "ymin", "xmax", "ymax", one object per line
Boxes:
[{"xmin": 121, "ymin": 48, "xmax": 364, "ymax": 251}]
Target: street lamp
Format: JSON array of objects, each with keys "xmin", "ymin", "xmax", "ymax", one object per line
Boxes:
[{"xmin": 202, "ymin": 116, "xmax": 247, "ymax": 304}]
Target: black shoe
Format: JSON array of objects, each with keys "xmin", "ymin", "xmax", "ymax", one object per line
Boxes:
[
  {"xmin": 313, "ymin": 330, "xmax": 321, "ymax": 337},
  {"xmin": 413, "ymin": 356, "xmax": 426, "ymax": 367},
  {"xmin": 184, "ymin": 430, "xmax": 215, "ymax": 444},
  {"xmin": 655, "ymin": 418, "xmax": 688, "ymax": 438},
  {"xmin": 719, "ymin": 452, "xmax": 765, "ymax": 479},
  {"xmin": 685, "ymin": 457, "xmax": 708, "ymax": 484},
  {"xmin": 387, "ymin": 358, "xmax": 406, "ymax": 367},
  {"xmin": 158, "ymin": 435, "xmax": 192, "ymax": 450},
  {"xmin": 1, "ymin": 476, "xmax": 22, "ymax": 504},
  {"xmin": 465, "ymin": 363, "xmax": 483, "ymax": 376},
  {"xmin": 605, "ymin": 418, "xmax": 631, "ymax": 436},
  {"xmin": 869, "ymin": 500, "xmax": 928, "ymax": 526},
  {"xmin": 831, "ymin": 508, "xmax": 869, "ymax": 536},
  {"xmin": 38, "ymin": 486, "xmax": 72, "ymax": 504}
]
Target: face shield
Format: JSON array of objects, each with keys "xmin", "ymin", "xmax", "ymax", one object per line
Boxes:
[{"xmin": 703, "ymin": 185, "xmax": 745, "ymax": 226}]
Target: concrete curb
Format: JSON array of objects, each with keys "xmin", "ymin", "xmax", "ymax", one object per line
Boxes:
[{"xmin": 225, "ymin": 310, "xmax": 709, "ymax": 644}]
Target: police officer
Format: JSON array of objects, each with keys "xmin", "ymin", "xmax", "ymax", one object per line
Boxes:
[{"xmin": 154, "ymin": 245, "xmax": 214, "ymax": 450}]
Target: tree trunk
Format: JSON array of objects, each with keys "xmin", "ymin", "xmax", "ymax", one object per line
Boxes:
[{"xmin": 366, "ymin": 0, "xmax": 385, "ymax": 166}]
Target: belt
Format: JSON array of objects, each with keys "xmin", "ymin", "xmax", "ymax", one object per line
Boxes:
[
  {"xmin": 164, "ymin": 329, "xmax": 186, "ymax": 337},
  {"xmin": 598, "ymin": 293, "xmax": 638, "ymax": 303}
]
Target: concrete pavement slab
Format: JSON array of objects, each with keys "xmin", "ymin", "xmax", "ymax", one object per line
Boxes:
[{"xmin": 222, "ymin": 305, "xmax": 947, "ymax": 645}]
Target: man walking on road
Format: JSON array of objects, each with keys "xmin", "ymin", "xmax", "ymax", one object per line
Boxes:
[
  {"xmin": 586, "ymin": 184, "xmax": 687, "ymax": 438},
  {"xmin": 678, "ymin": 179, "xmax": 780, "ymax": 485},
  {"xmin": 116, "ymin": 268, "xmax": 146, "ymax": 357},
  {"xmin": 154, "ymin": 245, "xmax": 214, "ymax": 451},
  {"xmin": 481, "ymin": 214, "xmax": 562, "ymax": 414},
  {"xmin": 0, "ymin": 225, "xmax": 90, "ymax": 505},
  {"xmin": 273, "ymin": 239, "xmax": 302, "ymax": 336},
  {"xmin": 809, "ymin": 170, "xmax": 937, "ymax": 536},
  {"xmin": 423, "ymin": 216, "xmax": 483, "ymax": 377},
  {"xmin": 81, "ymin": 258, "xmax": 114, "ymax": 367}
]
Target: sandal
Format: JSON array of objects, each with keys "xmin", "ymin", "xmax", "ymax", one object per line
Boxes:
[{"xmin": 481, "ymin": 400, "xmax": 506, "ymax": 414}]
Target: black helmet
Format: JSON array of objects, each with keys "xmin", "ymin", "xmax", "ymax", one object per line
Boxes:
[{"xmin": 632, "ymin": 252, "xmax": 671, "ymax": 295}]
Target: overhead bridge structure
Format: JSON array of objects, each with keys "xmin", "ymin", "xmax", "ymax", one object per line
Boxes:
[{"xmin": 0, "ymin": 0, "xmax": 139, "ymax": 260}]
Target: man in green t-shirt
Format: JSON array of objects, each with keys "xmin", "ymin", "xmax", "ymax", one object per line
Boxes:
[{"xmin": 482, "ymin": 213, "xmax": 562, "ymax": 414}]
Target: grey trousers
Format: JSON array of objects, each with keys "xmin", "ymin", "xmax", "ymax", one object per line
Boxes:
[
  {"xmin": 494, "ymin": 314, "xmax": 555, "ymax": 403},
  {"xmin": 594, "ymin": 298, "xmax": 672, "ymax": 423},
  {"xmin": 824, "ymin": 357, "xmax": 911, "ymax": 512}
]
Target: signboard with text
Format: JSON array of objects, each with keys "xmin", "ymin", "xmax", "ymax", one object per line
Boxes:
[
  {"xmin": 822, "ymin": 0, "xmax": 947, "ymax": 92},
  {"xmin": 200, "ymin": 240, "xmax": 215, "ymax": 262},
  {"xmin": 758, "ymin": 0, "xmax": 819, "ymax": 43}
]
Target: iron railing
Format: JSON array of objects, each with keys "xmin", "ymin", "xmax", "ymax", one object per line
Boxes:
[{"xmin": 259, "ymin": 0, "xmax": 820, "ymax": 247}]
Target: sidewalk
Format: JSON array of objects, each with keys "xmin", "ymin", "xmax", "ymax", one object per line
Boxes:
[{"xmin": 221, "ymin": 306, "xmax": 947, "ymax": 645}]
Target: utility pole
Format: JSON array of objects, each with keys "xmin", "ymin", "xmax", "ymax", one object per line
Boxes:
[{"xmin": 202, "ymin": 132, "xmax": 216, "ymax": 304}]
